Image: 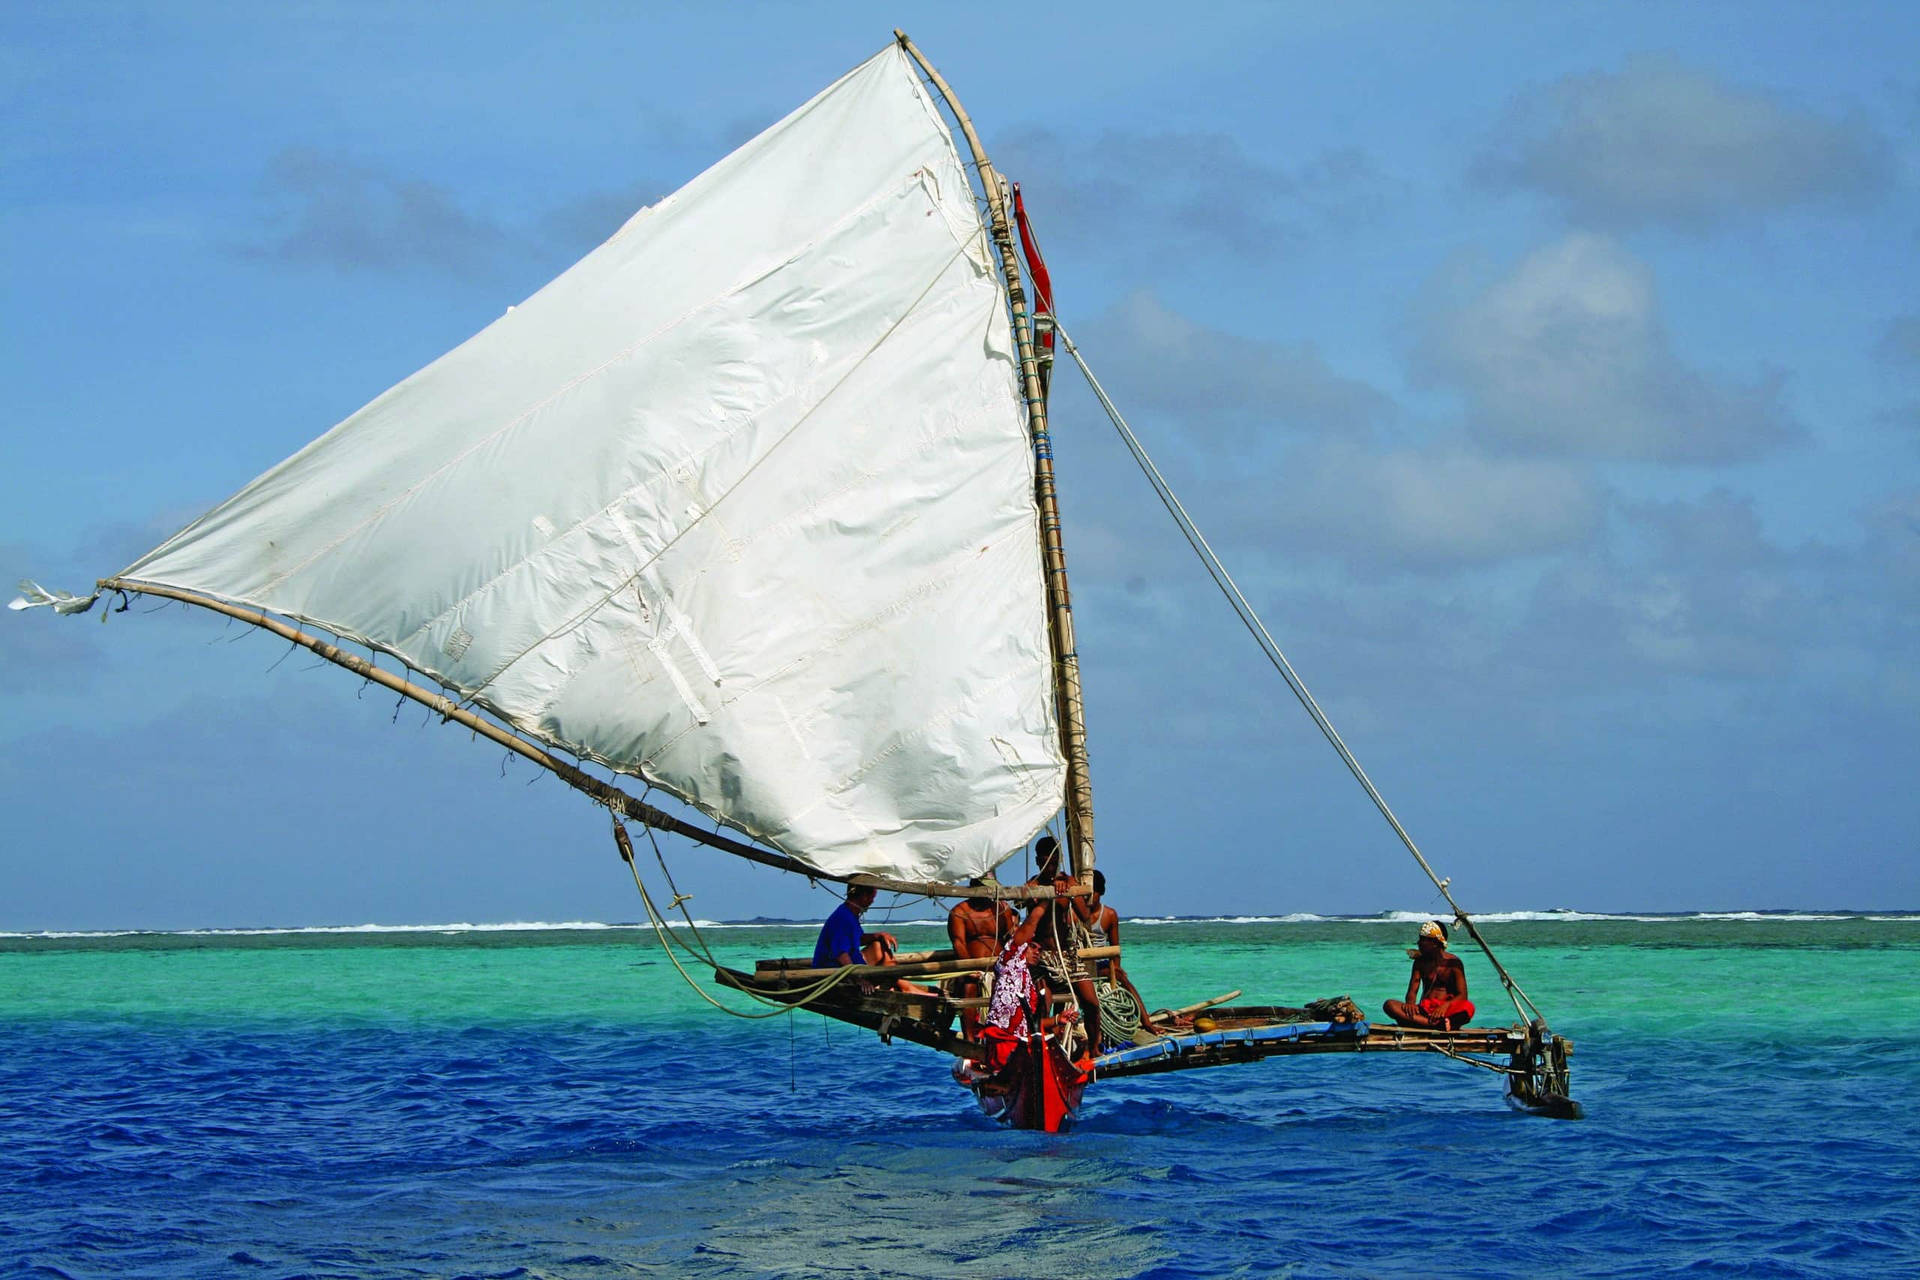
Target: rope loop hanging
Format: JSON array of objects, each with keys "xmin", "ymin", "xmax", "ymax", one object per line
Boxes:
[{"xmin": 606, "ymin": 808, "xmax": 865, "ymax": 1019}]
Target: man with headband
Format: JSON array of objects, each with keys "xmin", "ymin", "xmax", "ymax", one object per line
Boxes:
[{"xmin": 1383, "ymin": 920, "xmax": 1476, "ymax": 1030}]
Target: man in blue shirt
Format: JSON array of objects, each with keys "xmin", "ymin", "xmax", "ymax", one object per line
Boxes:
[
  {"xmin": 813, "ymin": 884, "xmax": 884, "ymax": 968},
  {"xmin": 812, "ymin": 884, "xmax": 935, "ymax": 993}
]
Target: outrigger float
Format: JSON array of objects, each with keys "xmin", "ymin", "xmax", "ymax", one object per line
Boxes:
[
  {"xmin": 16, "ymin": 31, "xmax": 1579, "ymax": 1131},
  {"xmin": 716, "ymin": 942, "xmax": 1580, "ymax": 1128}
]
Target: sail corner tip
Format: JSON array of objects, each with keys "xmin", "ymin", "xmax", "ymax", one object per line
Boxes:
[{"xmin": 9, "ymin": 580, "xmax": 99, "ymax": 617}]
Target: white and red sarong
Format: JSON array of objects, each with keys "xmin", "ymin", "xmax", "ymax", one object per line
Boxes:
[{"xmin": 979, "ymin": 940, "xmax": 1044, "ymax": 1071}]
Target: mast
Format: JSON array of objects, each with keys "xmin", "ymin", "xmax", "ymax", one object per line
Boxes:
[{"xmin": 893, "ymin": 31, "xmax": 1096, "ymax": 886}]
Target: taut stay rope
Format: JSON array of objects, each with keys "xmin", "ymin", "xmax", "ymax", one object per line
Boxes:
[{"xmin": 1056, "ymin": 323, "xmax": 1546, "ymax": 1031}]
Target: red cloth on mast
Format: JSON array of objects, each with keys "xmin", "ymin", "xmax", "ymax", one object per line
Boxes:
[{"xmin": 1012, "ymin": 183, "xmax": 1055, "ymax": 351}]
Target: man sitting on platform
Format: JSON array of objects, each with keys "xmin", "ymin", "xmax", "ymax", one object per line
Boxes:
[
  {"xmin": 1382, "ymin": 920, "xmax": 1475, "ymax": 1030},
  {"xmin": 813, "ymin": 884, "xmax": 933, "ymax": 993},
  {"xmin": 1084, "ymin": 870, "xmax": 1162, "ymax": 1040}
]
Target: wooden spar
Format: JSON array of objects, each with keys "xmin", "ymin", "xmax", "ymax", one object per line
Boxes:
[
  {"xmin": 97, "ymin": 577, "xmax": 1082, "ymax": 903},
  {"xmin": 758, "ymin": 949, "xmax": 957, "ymax": 970},
  {"xmin": 756, "ymin": 942, "xmax": 1116, "ymax": 971},
  {"xmin": 744, "ymin": 944, "xmax": 1118, "ymax": 985},
  {"xmin": 1150, "ymin": 990, "xmax": 1244, "ymax": 1020},
  {"xmin": 893, "ymin": 30, "xmax": 1096, "ymax": 888}
]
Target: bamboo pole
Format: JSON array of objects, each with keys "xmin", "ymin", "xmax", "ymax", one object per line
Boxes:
[
  {"xmin": 759, "ymin": 947, "xmax": 955, "ymax": 970},
  {"xmin": 99, "ymin": 577, "xmax": 1078, "ymax": 903},
  {"xmin": 739, "ymin": 944, "xmax": 1119, "ymax": 985},
  {"xmin": 757, "ymin": 939, "xmax": 1106, "ymax": 971},
  {"xmin": 893, "ymin": 30, "xmax": 1096, "ymax": 888},
  {"xmin": 1149, "ymin": 990, "xmax": 1244, "ymax": 1021}
]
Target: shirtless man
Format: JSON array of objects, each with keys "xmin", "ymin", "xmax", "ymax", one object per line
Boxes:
[
  {"xmin": 947, "ymin": 877, "xmax": 1018, "ymax": 1037},
  {"xmin": 1383, "ymin": 920, "xmax": 1476, "ymax": 1030},
  {"xmin": 1030, "ymin": 833, "xmax": 1063, "ymax": 884}
]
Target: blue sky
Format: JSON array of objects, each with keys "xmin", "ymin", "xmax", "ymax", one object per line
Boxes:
[{"xmin": 4, "ymin": 2, "xmax": 1916, "ymax": 929}]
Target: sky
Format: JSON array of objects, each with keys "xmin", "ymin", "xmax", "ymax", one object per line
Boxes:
[{"xmin": 3, "ymin": 2, "xmax": 1916, "ymax": 930}]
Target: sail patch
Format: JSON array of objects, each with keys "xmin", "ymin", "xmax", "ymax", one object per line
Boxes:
[{"xmin": 648, "ymin": 634, "xmax": 711, "ymax": 725}]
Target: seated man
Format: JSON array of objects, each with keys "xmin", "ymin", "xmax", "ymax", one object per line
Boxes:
[
  {"xmin": 1382, "ymin": 920, "xmax": 1475, "ymax": 1030},
  {"xmin": 813, "ymin": 884, "xmax": 933, "ymax": 993},
  {"xmin": 947, "ymin": 877, "xmax": 1018, "ymax": 1038},
  {"xmin": 1084, "ymin": 870, "xmax": 1161, "ymax": 1039}
]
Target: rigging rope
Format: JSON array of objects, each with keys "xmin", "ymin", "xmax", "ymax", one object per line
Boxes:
[
  {"xmin": 1425, "ymin": 1042, "xmax": 1525, "ymax": 1076},
  {"xmin": 1055, "ymin": 323, "xmax": 1546, "ymax": 1030},
  {"xmin": 609, "ymin": 813, "xmax": 865, "ymax": 1019}
]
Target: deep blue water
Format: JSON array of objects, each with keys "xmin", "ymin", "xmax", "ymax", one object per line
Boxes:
[{"xmin": 4, "ymin": 922, "xmax": 1918, "ymax": 1277}]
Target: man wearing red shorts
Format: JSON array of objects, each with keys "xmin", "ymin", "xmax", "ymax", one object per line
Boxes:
[{"xmin": 1383, "ymin": 920, "xmax": 1476, "ymax": 1030}]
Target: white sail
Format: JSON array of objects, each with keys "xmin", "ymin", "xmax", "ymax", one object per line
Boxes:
[{"xmin": 119, "ymin": 46, "xmax": 1065, "ymax": 883}]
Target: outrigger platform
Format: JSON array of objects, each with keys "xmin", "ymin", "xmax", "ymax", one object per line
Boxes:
[{"xmin": 716, "ymin": 948, "xmax": 1582, "ymax": 1125}]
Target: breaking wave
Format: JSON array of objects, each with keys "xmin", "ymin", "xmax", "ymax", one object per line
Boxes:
[
  {"xmin": 6, "ymin": 908, "xmax": 1911, "ymax": 941},
  {"xmin": 1124, "ymin": 909, "xmax": 1916, "ymax": 926}
]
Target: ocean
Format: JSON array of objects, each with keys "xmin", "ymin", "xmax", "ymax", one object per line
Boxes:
[{"xmin": 3, "ymin": 913, "xmax": 1916, "ymax": 1278}]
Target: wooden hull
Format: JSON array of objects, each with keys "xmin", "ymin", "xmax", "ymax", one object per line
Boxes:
[{"xmin": 961, "ymin": 1037, "xmax": 1089, "ymax": 1132}]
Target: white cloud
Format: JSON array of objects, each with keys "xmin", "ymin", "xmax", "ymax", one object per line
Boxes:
[
  {"xmin": 1075, "ymin": 291, "xmax": 1391, "ymax": 446},
  {"xmin": 998, "ymin": 129, "xmax": 1396, "ymax": 258},
  {"xmin": 1506, "ymin": 489, "xmax": 1917, "ymax": 709},
  {"xmin": 1057, "ymin": 294, "xmax": 1599, "ymax": 574},
  {"xmin": 240, "ymin": 149, "xmax": 653, "ymax": 277},
  {"xmin": 243, "ymin": 148, "xmax": 515, "ymax": 277},
  {"xmin": 1415, "ymin": 233, "xmax": 1795, "ymax": 463},
  {"xmin": 1258, "ymin": 439, "xmax": 1602, "ymax": 571},
  {"xmin": 1474, "ymin": 56, "xmax": 1892, "ymax": 230}
]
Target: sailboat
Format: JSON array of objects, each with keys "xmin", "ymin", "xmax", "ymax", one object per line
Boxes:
[{"xmin": 13, "ymin": 33, "xmax": 1577, "ymax": 1132}]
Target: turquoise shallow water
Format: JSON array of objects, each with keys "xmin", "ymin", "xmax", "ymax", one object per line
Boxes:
[{"xmin": 3, "ymin": 915, "xmax": 1917, "ymax": 1277}]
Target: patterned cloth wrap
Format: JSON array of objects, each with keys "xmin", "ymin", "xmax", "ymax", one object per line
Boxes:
[
  {"xmin": 979, "ymin": 941, "xmax": 1046, "ymax": 1073},
  {"xmin": 984, "ymin": 942, "xmax": 1040, "ymax": 1037}
]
